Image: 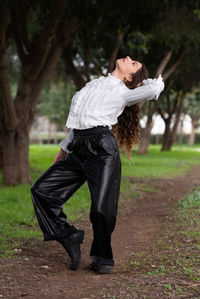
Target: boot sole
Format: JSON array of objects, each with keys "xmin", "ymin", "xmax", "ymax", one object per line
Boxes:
[
  {"xmin": 95, "ymin": 267, "xmax": 112, "ymax": 274},
  {"xmin": 92, "ymin": 264, "xmax": 112, "ymax": 274}
]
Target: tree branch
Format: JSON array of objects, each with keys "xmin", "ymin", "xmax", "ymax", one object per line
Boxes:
[
  {"xmin": 0, "ymin": 0, "xmax": 18, "ymax": 131},
  {"xmin": 91, "ymin": 56, "xmax": 104, "ymax": 75},
  {"xmin": 18, "ymin": 17, "xmax": 79, "ymax": 128},
  {"xmin": 171, "ymin": 92, "xmax": 179, "ymax": 114},
  {"xmin": 11, "ymin": 5, "xmax": 27, "ymax": 64},
  {"xmin": 156, "ymin": 78, "xmax": 174, "ymax": 123},
  {"xmin": 107, "ymin": 25, "xmax": 129, "ymax": 73},
  {"xmin": 162, "ymin": 49, "xmax": 185, "ymax": 81},
  {"xmin": 155, "ymin": 50, "xmax": 173, "ymax": 78},
  {"xmin": 157, "ymin": 107, "xmax": 166, "ymax": 121},
  {"xmin": 166, "ymin": 94, "xmax": 171, "ymax": 114},
  {"xmin": 25, "ymin": 0, "xmax": 69, "ymax": 80},
  {"xmin": 0, "ymin": 0, "xmax": 6, "ymax": 53},
  {"xmin": 19, "ymin": 0, "xmax": 31, "ymax": 53},
  {"xmin": 172, "ymin": 91, "xmax": 185, "ymax": 135},
  {"xmin": 63, "ymin": 47, "xmax": 86, "ymax": 91},
  {"xmin": 82, "ymin": 27, "xmax": 90, "ymax": 81}
]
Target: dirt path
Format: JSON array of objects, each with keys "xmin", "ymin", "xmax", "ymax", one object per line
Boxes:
[{"xmin": 1, "ymin": 166, "xmax": 200, "ymax": 299}]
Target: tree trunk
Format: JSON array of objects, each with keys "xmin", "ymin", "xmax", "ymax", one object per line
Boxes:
[
  {"xmin": 2, "ymin": 128, "xmax": 30, "ymax": 185},
  {"xmin": 162, "ymin": 49, "xmax": 185, "ymax": 81},
  {"xmin": 138, "ymin": 50, "xmax": 184, "ymax": 155},
  {"xmin": 136, "ymin": 50, "xmax": 177, "ymax": 155},
  {"xmin": 1, "ymin": 40, "xmax": 73, "ymax": 185},
  {"xmin": 0, "ymin": 0, "xmax": 78, "ymax": 185},
  {"xmin": 107, "ymin": 26, "xmax": 129, "ymax": 73},
  {"xmin": 161, "ymin": 119, "xmax": 174, "ymax": 151},
  {"xmin": 63, "ymin": 47, "xmax": 86, "ymax": 91},
  {"xmin": 0, "ymin": 145, "xmax": 2, "ymax": 168},
  {"xmin": 137, "ymin": 115, "xmax": 154, "ymax": 154},
  {"xmin": 0, "ymin": 0, "xmax": 79, "ymax": 185},
  {"xmin": 155, "ymin": 50, "xmax": 173, "ymax": 78},
  {"xmin": 161, "ymin": 93, "xmax": 185, "ymax": 151},
  {"xmin": 161, "ymin": 132, "xmax": 175, "ymax": 151},
  {"xmin": 188, "ymin": 120, "xmax": 196, "ymax": 146},
  {"xmin": 155, "ymin": 134, "xmax": 160, "ymax": 145}
]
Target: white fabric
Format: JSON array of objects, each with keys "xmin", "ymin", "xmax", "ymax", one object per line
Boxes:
[{"xmin": 59, "ymin": 74, "xmax": 164, "ymax": 152}]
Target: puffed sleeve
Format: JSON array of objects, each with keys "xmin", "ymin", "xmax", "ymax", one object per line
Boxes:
[
  {"xmin": 121, "ymin": 75, "xmax": 165, "ymax": 107},
  {"xmin": 59, "ymin": 129, "xmax": 74, "ymax": 153}
]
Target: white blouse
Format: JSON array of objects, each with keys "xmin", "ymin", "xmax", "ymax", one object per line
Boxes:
[{"xmin": 59, "ymin": 73, "xmax": 164, "ymax": 152}]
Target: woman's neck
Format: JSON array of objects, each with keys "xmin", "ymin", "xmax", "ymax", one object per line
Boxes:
[{"xmin": 111, "ymin": 68, "xmax": 124, "ymax": 81}]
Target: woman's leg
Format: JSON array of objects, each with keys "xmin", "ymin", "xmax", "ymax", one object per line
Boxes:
[
  {"xmin": 31, "ymin": 153, "xmax": 86, "ymax": 241},
  {"xmin": 85, "ymin": 133, "xmax": 121, "ymax": 269}
]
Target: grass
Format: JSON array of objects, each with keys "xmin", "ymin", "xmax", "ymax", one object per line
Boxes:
[
  {"xmin": 0, "ymin": 144, "xmax": 200, "ymax": 257},
  {"xmin": 122, "ymin": 144, "xmax": 200, "ymax": 178},
  {"xmin": 29, "ymin": 144, "xmax": 200, "ymax": 180}
]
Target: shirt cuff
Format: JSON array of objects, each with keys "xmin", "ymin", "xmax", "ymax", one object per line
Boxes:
[
  {"xmin": 142, "ymin": 75, "xmax": 165, "ymax": 100},
  {"xmin": 59, "ymin": 129, "xmax": 74, "ymax": 153}
]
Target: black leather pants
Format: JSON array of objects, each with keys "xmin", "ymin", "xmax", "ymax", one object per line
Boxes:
[{"xmin": 31, "ymin": 126, "xmax": 121, "ymax": 266}]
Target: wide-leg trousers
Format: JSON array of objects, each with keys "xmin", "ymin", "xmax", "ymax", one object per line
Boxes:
[{"xmin": 31, "ymin": 126, "xmax": 121, "ymax": 266}]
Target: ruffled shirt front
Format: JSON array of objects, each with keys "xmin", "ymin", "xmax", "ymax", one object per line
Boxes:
[{"xmin": 60, "ymin": 74, "xmax": 164, "ymax": 152}]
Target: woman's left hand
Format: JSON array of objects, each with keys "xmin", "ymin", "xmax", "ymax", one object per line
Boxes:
[{"xmin": 54, "ymin": 148, "xmax": 67, "ymax": 163}]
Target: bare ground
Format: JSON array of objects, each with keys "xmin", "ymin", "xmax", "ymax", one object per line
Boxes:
[{"xmin": 1, "ymin": 166, "xmax": 200, "ymax": 299}]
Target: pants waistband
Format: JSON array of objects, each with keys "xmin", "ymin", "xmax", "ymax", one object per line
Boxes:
[{"xmin": 73, "ymin": 126, "xmax": 109, "ymax": 138}]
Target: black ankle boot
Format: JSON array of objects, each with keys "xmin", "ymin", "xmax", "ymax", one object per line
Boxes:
[
  {"xmin": 91, "ymin": 263, "xmax": 112, "ymax": 274},
  {"xmin": 57, "ymin": 230, "xmax": 84, "ymax": 270}
]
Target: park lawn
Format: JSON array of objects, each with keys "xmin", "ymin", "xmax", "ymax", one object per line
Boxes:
[
  {"xmin": 122, "ymin": 144, "xmax": 200, "ymax": 177},
  {"xmin": 30, "ymin": 144, "xmax": 200, "ymax": 180},
  {"xmin": 0, "ymin": 144, "xmax": 200, "ymax": 257}
]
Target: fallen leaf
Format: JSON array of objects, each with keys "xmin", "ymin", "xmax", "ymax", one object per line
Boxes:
[{"xmin": 41, "ymin": 265, "xmax": 49, "ymax": 269}]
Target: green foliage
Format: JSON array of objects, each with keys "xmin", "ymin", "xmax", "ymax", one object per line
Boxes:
[
  {"xmin": 37, "ymin": 81, "xmax": 75, "ymax": 130},
  {"xmin": 194, "ymin": 9, "xmax": 200, "ymax": 18},
  {"xmin": 5, "ymin": 0, "xmax": 200, "ymax": 124},
  {"xmin": 0, "ymin": 184, "xmax": 41, "ymax": 256},
  {"xmin": 178, "ymin": 186, "xmax": 200, "ymax": 209},
  {"xmin": 67, "ymin": 0, "xmax": 166, "ymax": 76},
  {"xmin": 126, "ymin": 32, "xmax": 152, "ymax": 56},
  {"xmin": 6, "ymin": 46, "xmax": 20, "ymax": 88},
  {"xmin": 184, "ymin": 90, "xmax": 200, "ymax": 121},
  {"xmin": 151, "ymin": 1, "xmax": 200, "ymax": 49}
]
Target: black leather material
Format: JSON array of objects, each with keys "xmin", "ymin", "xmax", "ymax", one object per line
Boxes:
[
  {"xmin": 31, "ymin": 126, "xmax": 121, "ymax": 265},
  {"xmin": 57, "ymin": 230, "xmax": 84, "ymax": 270}
]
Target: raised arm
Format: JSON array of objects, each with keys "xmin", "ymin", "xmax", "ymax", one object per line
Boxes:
[{"xmin": 121, "ymin": 75, "xmax": 165, "ymax": 107}]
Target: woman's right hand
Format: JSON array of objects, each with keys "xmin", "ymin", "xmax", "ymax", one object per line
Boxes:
[{"xmin": 54, "ymin": 148, "xmax": 67, "ymax": 163}]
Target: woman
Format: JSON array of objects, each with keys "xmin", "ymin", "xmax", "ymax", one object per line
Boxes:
[{"xmin": 31, "ymin": 56, "xmax": 164, "ymax": 274}]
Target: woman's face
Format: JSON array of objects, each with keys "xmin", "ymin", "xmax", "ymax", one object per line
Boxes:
[{"xmin": 116, "ymin": 56, "xmax": 142, "ymax": 81}]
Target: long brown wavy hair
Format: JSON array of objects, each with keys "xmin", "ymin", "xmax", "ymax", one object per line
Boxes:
[{"xmin": 112, "ymin": 64, "xmax": 148, "ymax": 157}]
